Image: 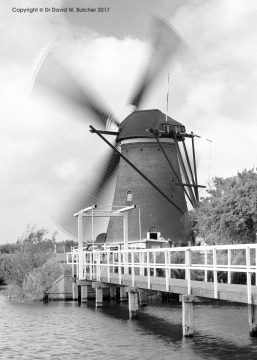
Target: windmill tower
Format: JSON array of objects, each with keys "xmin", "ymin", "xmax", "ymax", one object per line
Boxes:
[
  {"xmin": 33, "ymin": 18, "xmax": 199, "ymax": 245},
  {"xmin": 106, "ymin": 109, "xmax": 187, "ymax": 244}
]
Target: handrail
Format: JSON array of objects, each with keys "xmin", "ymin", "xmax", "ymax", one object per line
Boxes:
[
  {"xmin": 70, "ymin": 243, "xmax": 257, "ymax": 252},
  {"xmin": 67, "ymin": 243, "xmax": 257, "ymax": 304}
]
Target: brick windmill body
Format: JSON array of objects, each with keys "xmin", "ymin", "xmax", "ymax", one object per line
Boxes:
[{"xmin": 106, "ymin": 109, "xmax": 188, "ymax": 245}]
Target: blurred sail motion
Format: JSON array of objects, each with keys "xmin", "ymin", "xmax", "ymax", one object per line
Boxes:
[
  {"xmin": 59, "ymin": 147, "xmax": 120, "ymax": 237},
  {"xmin": 32, "ymin": 17, "xmax": 189, "ymax": 239},
  {"xmin": 130, "ymin": 17, "xmax": 188, "ymax": 109},
  {"xmin": 33, "ymin": 48, "xmax": 119, "ymax": 129}
]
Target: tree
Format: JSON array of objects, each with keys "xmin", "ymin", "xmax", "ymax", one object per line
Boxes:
[{"xmin": 185, "ymin": 169, "xmax": 257, "ymax": 245}]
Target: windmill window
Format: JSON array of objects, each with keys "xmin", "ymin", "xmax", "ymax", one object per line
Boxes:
[
  {"xmin": 150, "ymin": 233, "xmax": 158, "ymax": 240},
  {"xmin": 147, "ymin": 227, "xmax": 161, "ymax": 240},
  {"xmin": 126, "ymin": 190, "xmax": 133, "ymax": 203}
]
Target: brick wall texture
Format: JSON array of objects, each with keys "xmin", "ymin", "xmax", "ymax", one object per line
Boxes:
[{"xmin": 106, "ymin": 140, "xmax": 188, "ymax": 245}]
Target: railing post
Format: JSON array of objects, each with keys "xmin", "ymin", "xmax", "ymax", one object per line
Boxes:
[
  {"xmin": 92, "ymin": 251, "xmax": 94, "ymax": 280},
  {"xmin": 168, "ymin": 250, "xmax": 171, "ymax": 279},
  {"xmin": 255, "ymin": 248, "xmax": 257, "ymax": 287},
  {"xmin": 84, "ymin": 253, "xmax": 87, "ymax": 278},
  {"xmin": 96, "ymin": 252, "xmax": 98, "ymax": 280},
  {"xmin": 213, "ymin": 247, "xmax": 218, "ymax": 299},
  {"xmin": 95, "ymin": 252, "xmax": 98, "ymax": 280},
  {"xmin": 165, "ymin": 250, "xmax": 169, "ymax": 292},
  {"xmin": 147, "ymin": 251, "xmax": 150, "ymax": 289},
  {"xmin": 140, "ymin": 251, "xmax": 144, "ymax": 276},
  {"xmin": 107, "ymin": 250, "xmax": 110, "ymax": 283},
  {"xmin": 89, "ymin": 252, "xmax": 93, "ymax": 280},
  {"xmin": 228, "ymin": 248, "xmax": 231, "ymax": 284},
  {"xmin": 123, "ymin": 249, "xmax": 129, "ymax": 275},
  {"xmin": 96, "ymin": 252, "xmax": 100, "ymax": 281},
  {"xmin": 204, "ymin": 249, "xmax": 208, "ymax": 282},
  {"xmin": 118, "ymin": 251, "xmax": 122, "ymax": 284},
  {"xmin": 110, "ymin": 252, "xmax": 115, "ymax": 274},
  {"xmin": 76, "ymin": 253, "xmax": 79, "ymax": 279},
  {"xmin": 123, "ymin": 212, "xmax": 129, "ymax": 275},
  {"xmin": 83, "ymin": 251, "xmax": 86, "ymax": 278},
  {"xmin": 153, "ymin": 251, "xmax": 157, "ymax": 277},
  {"xmin": 131, "ymin": 251, "xmax": 135, "ymax": 287},
  {"xmin": 78, "ymin": 212, "xmax": 84, "ymax": 280},
  {"xmin": 246, "ymin": 246, "xmax": 252, "ymax": 304},
  {"xmin": 185, "ymin": 249, "xmax": 192, "ymax": 295},
  {"xmin": 71, "ymin": 252, "xmax": 75, "ymax": 278}
]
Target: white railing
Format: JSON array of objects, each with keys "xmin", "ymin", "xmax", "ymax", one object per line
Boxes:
[{"xmin": 66, "ymin": 243, "xmax": 257, "ymax": 304}]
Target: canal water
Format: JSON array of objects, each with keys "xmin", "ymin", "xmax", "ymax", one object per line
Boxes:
[{"xmin": 1, "ymin": 294, "xmax": 257, "ymax": 360}]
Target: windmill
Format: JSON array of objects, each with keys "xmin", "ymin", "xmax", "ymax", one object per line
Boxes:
[{"xmin": 33, "ymin": 18, "xmax": 201, "ymax": 246}]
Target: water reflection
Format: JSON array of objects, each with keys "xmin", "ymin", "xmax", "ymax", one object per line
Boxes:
[
  {"xmin": 1, "ymin": 294, "xmax": 257, "ymax": 360},
  {"xmin": 97, "ymin": 300, "xmax": 257, "ymax": 359}
]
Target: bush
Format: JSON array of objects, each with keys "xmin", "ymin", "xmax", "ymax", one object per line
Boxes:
[
  {"xmin": 0, "ymin": 226, "xmax": 65, "ymax": 302},
  {"xmin": 5, "ymin": 262, "xmax": 65, "ymax": 302}
]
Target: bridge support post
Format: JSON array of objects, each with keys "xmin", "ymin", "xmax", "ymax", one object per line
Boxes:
[
  {"xmin": 119, "ymin": 286, "xmax": 128, "ymax": 302},
  {"xmin": 95, "ymin": 287, "xmax": 103, "ymax": 307},
  {"xmin": 92, "ymin": 281, "xmax": 109, "ymax": 307},
  {"xmin": 81, "ymin": 285, "xmax": 88, "ymax": 303},
  {"xmin": 78, "ymin": 284, "xmax": 81, "ymax": 303},
  {"xmin": 182, "ymin": 295, "xmax": 194, "ymax": 337},
  {"xmin": 77, "ymin": 280, "xmax": 92, "ymax": 303},
  {"xmin": 248, "ymin": 304, "xmax": 257, "ymax": 337},
  {"xmin": 92, "ymin": 282, "xmax": 103, "ymax": 307},
  {"xmin": 110, "ymin": 286, "xmax": 117, "ymax": 300},
  {"xmin": 128, "ymin": 288, "xmax": 139, "ymax": 319},
  {"xmin": 72, "ymin": 279, "xmax": 78, "ymax": 301}
]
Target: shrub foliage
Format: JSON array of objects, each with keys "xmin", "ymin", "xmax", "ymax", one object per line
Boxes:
[
  {"xmin": 184, "ymin": 169, "xmax": 257, "ymax": 244},
  {"xmin": 0, "ymin": 226, "xmax": 65, "ymax": 301}
]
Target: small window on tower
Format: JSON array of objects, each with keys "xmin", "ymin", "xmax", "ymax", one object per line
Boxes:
[
  {"xmin": 147, "ymin": 227, "xmax": 161, "ymax": 240},
  {"xmin": 126, "ymin": 190, "xmax": 133, "ymax": 203}
]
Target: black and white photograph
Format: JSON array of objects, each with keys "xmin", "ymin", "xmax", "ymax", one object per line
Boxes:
[{"xmin": 1, "ymin": 0, "xmax": 257, "ymax": 359}]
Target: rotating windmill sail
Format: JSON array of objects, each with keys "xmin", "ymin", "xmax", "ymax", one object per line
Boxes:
[{"xmin": 33, "ymin": 17, "xmax": 198, "ymax": 245}]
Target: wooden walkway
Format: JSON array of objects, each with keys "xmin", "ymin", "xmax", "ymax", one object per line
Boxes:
[
  {"xmin": 84, "ymin": 272, "xmax": 257, "ymax": 305},
  {"xmin": 67, "ymin": 243, "xmax": 257, "ymax": 306}
]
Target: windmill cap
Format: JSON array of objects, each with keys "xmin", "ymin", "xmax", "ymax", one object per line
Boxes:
[{"xmin": 118, "ymin": 109, "xmax": 185, "ymax": 141}]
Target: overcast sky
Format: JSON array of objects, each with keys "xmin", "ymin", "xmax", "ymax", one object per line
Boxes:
[{"xmin": 0, "ymin": 0, "xmax": 256, "ymax": 244}]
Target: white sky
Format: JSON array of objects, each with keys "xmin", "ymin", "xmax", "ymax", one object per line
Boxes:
[{"xmin": 0, "ymin": 0, "xmax": 256, "ymax": 243}]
